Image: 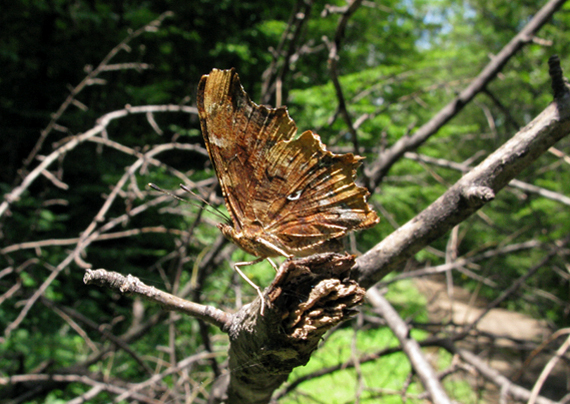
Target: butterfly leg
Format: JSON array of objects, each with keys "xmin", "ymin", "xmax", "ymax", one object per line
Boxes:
[
  {"xmin": 234, "ymin": 257, "xmax": 268, "ymax": 315},
  {"xmin": 267, "ymin": 257, "xmax": 279, "ymax": 272},
  {"xmin": 257, "ymin": 237, "xmax": 293, "ymax": 260}
]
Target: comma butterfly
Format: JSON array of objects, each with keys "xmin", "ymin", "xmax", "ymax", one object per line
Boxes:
[{"xmin": 196, "ymin": 68, "xmax": 378, "ymax": 309}]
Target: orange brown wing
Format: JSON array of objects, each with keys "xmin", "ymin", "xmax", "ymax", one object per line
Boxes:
[
  {"xmin": 197, "ymin": 68, "xmax": 296, "ymax": 233},
  {"xmin": 197, "ymin": 68, "xmax": 378, "ymax": 257},
  {"xmin": 249, "ymin": 130, "xmax": 378, "ymax": 255}
]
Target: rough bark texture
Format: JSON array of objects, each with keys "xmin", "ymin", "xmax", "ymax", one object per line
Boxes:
[{"xmin": 209, "ymin": 253, "xmax": 364, "ymax": 404}]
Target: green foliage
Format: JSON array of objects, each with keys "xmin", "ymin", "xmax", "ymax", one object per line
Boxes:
[
  {"xmin": 285, "ymin": 327, "xmax": 418, "ymax": 403},
  {"xmin": 282, "ymin": 281, "xmax": 474, "ymax": 403},
  {"xmin": 1, "ymin": 0, "xmax": 569, "ymax": 402}
]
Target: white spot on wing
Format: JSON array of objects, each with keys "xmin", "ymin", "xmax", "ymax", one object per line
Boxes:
[
  {"xmin": 287, "ymin": 190, "xmax": 302, "ymax": 201},
  {"xmin": 210, "ymin": 134, "xmax": 227, "ymax": 148}
]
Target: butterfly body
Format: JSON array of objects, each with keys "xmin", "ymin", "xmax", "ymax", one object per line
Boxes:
[
  {"xmin": 217, "ymin": 222, "xmax": 292, "ymax": 258},
  {"xmin": 197, "ymin": 68, "xmax": 379, "ymax": 261}
]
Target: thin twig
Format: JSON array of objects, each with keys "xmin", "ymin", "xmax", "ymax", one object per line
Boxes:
[
  {"xmin": 367, "ymin": 288, "xmax": 453, "ymax": 404},
  {"xmin": 21, "ymin": 11, "xmax": 173, "ymax": 170},
  {"xmin": 441, "ymin": 340, "xmax": 558, "ymax": 404},
  {"xmin": 405, "ymin": 152, "xmax": 570, "ymax": 206},
  {"xmin": 528, "ymin": 330, "xmax": 570, "ymax": 404},
  {"xmin": 356, "ymin": 60, "xmax": 570, "ymax": 287},
  {"xmin": 0, "ymin": 104, "xmax": 196, "ymax": 219},
  {"xmin": 325, "ymin": 0, "xmax": 364, "ymax": 154},
  {"xmin": 83, "ymin": 268, "xmax": 230, "ymax": 329}
]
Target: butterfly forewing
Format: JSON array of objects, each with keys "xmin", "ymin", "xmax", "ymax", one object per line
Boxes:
[{"xmin": 197, "ymin": 69, "xmax": 296, "ymax": 234}]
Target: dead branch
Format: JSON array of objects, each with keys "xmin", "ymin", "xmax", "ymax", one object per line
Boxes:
[
  {"xmin": 378, "ymin": 240, "xmax": 540, "ymax": 286},
  {"xmin": 405, "ymin": 152, "xmax": 570, "ymax": 206},
  {"xmin": 367, "ymin": 287, "xmax": 453, "ymax": 404},
  {"xmin": 528, "ymin": 331, "xmax": 570, "ymax": 404},
  {"xmin": 0, "ymin": 374, "xmax": 163, "ymax": 404},
  {"xmin": 1, "ymin": 226, "xmax": 187, "ymax": 254},
  {"xmin": 2, "ymin": 109, "xmax": 199, "ymax": 338},
  {"xmin": 441, "ymin": 340, "xmax": 558, "ymax": 404},
  {"xmin": 324, "ymin": 0, "xmax": 364, "ymax": 154},
  {"xmin": 356, "ymin": 55, "xmax": 570, "ymax": 288},
  {"xmin": 366, "ymin": 0, "xmax": 567, "ymax": 189},
  {"xmin": 84, "ymin": 268, "xmax": 230, "ymax": 329},
  {"xmin": 261, "ymin": 0, "xmax": 313, "ymax": 106},
  {"xmin": 0, "ymin": 105, "xmax": 196, "ymax": 219},
  {"xmin": 206, "ymin": 253, "xmax": 364, "ymax": 404},
  {"xmin": 21, "ymin": 11, "xmax": 173, "ymax": 170},
  {"xmin": 458, "ymin": 235, "xmax": 570, "ymax": 336}
]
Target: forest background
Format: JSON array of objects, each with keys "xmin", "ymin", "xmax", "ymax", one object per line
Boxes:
[{"xmin": 1, "ymin": 0, "xmax": 569, "ymax": 403}]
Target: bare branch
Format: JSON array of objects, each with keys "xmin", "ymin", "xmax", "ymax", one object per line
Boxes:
[
  {"xmin": 441, "ymin": 341, "xmax": 558, "ymax": 404},
  {"xmin": 324, "ymin": 0, "xmax": 364, "ymax": 154},
  {"xmin": 21, "ymin": 11, "xmax": 174, "ymax": 169},
  {"xmin": 405, "ymin": 152, "xmax": 570, "ymax": 206},
  {"xmin": 528, "ymin": 330, "xmax": 570, "ymax": 404},
  {"xmin": 378, "ymin": 240, "xmax": 540, "ymax": 286},
  {"xmin": 0, "ymin": 104, "xmax": 196, "ymax": 219},
  {"xmin": 366, "ymin": 0, "xmax": 567, "ymax": 189},
  {"xmin": 215, "ymin": 253, "xmax": 364, "ymax": 404},
  {"xmin": 2, "ymin": 114, "xmax": 199, "ymax": 337},
  {"xmin": 458, "ymin": 235, "xmax": 570, "ymax": 336},
  {"xmin": 0, "ymin": 374, "xmax": 162, "ymax": 404},
  {"xmin": 112, "ymin": 351, "xmax": 221, "ymax": 402},
  {"xmin": 84, "ymin": 268, "xmax": 230, "ymax": 330},
  {"xmin": 367, "ymin": 288, "xmax": 453, "ymax": 404},
  {"xmin": 261, "ymin": 0, "xmax": 313, "ymax": 105},
  {"xmin": 1, "ymin": 226, "xmax": 186, "ymax": 254},
  {"xmin": 356, "ymin": 61, "xmax": 570, "ymax": 287}
]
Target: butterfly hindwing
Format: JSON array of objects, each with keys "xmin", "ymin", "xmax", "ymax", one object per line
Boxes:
[{"xmin": 252, "ymin": 130, "xmax": 378, "ymax": 254}]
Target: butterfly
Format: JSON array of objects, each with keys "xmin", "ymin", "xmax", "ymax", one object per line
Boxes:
[{"xmin": 196, "ymin": 68, "xmax": 378, "ymax": 309}]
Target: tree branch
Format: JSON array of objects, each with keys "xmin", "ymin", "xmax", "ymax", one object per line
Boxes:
[
  {"xmin": 261, "ymin": 0, "xmax": 313, "ymax": 106},
  {"xmin": 366, "ymin": 288, "xmax": 453, "ymax": 404},
  {"xmin": 404, "ymin": 151, "xmax": 570, "ymax": 206},
  {"xmin": 325, "ymin": 0, "xmax": 364, "ymax": 154},
  {"xmin": 528, "ymin": 331, "xmax": 570, "ymax": 404},
  {"xmin": 209, "ymin": 253, "xmax": 365, "ymax": 404},
  {"xmin": 440, "ymin": 340, "xmax": 558, "ymax": 404},
  {"xmin": 20, "ymin": 11, "xmax": 173, "ymax": 170},
  {"xmin": 83, "ymin": 268, "xmax": 230, "ymax": 330},
  {"xmin": 0, "ymin": 105, "xmax": 196, "ymax": 219},
  {"xmin": 356, "ymin": 57, "xmax": 570, "ymax": 287},
  {"xmin": 366, "ymin": 0, "xmax": 567, "ymax": 189}
]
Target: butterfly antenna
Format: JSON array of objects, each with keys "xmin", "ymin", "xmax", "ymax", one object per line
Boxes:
[
  {"xmin": 148, "ymin": 183, "xmax": 186, "ymax": 202},
  {"xmin": 179, "ymin": 184, "xmax": 231, "ymax": 223},
  {"xmin": 148, "ymin": 183, "xmax": 229, "ymax": 222}
]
